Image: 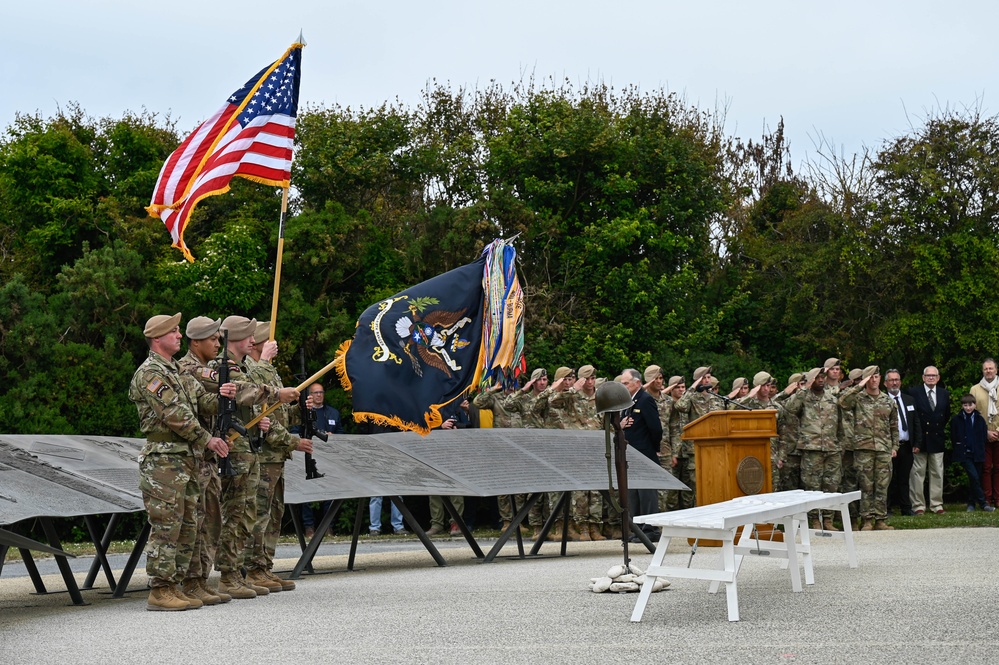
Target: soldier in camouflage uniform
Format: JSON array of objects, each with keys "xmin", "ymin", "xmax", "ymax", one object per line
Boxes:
[
  {"xmin": 129, "ymin": 313, "xmax": 234, "ymax": 611},
  {"xmin": 672, "ymin": 367, "xmax": 725, "ymax": 506},
  {"xmin": 563, "ymin": 365, "xmax": 605, "ymax": 541},
  {"xmin": 244, "ymin": 321, "xmax": 312, "ymax": 592},
  {"xmin": 733, "ymin": 371, "xmax": 785, "ymax": 483},
  {"xmin": 176, "ymin": 316, "xmax": 230, "ymax": 606},
  {"xmin": 506, "ymin": 368, "xmax": 550, "ymax": 538},
  {"xmin": 664, "ymin": 375, "xmax": 692, "ymax": 510},
  {"xmin": 210, "ymin": 316, "xmax": 298, "ymax": 599},
  {"xmin": 774, "ymin": 373, "xmax": 806, "ymax": 490},
  {"xmin": 838, "ymin": 366, "xmax": 899, "ymax": 531},
  {"xmin": 783, "ymin": 367, "xmax": 843, "ymax": 530},
  {"xmin": 473, "ymin": 382, "xmax": 524, "ymax": 531},
  {"xmin": 534, "ymin": 366, "xmax": 581, "ymax": 540},
  {"xmin": 642, "ymin": 365, "xmax": 671, "ymax": 512}
]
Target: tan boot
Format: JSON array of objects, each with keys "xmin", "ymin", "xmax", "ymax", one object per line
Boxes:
[
  {"xmin": 202, "ymin": 578, "xmax": 230, "ymax": 604},
  {"xmin": 810, "ymin": 517, "xmax": 822, "ymax": 530},
  {"xmin": 823, "ymin": 518, "xmax": 840, "ymax": 532},
  {"xmin": 501, "ymin": 521, "xmax": 512, "ymax": 533},
  {"xmin": 566, "ymin": 521, "xmax": 581, "ymax": 541},
  {"xmin": 860, "ymin": 518, "xmax": 874, "ymax": 531},
  {"xmin": 219, "ymin": 572, "xmax": 257, "ymax": 599},
  {"xmin": 146, "ymin": 585, "xmax": 190, "ymax": 611},
  {"xmin": 246, "ymin": 568, "xmax": 281, "ymax": 593},
  {"xmin": 531, "ymin": 526, "xmax": 543, "ymax": 541},
  {"xmin": 873, "ymin": 519, "xmax": 895, "ymax": 531},
  {"xmin": 589, "ymin": 524, "xmax": 607, "ymax": 541},
  {"xmin": 577, "ymin": 523, "xmax": 592, "ymax": 542},
  {"xmin": 183, "ymin": 579, "xmax": 220, "ymax": 606},
  {"xmin": 170, "ymin": 584, "xmax": 203, "ymax": 609},
  {"xmin": 548, "ymin": 522, "xmax": 564, "ymax": 541},
  {"xmin": 608, "ymin": 526, "xmax": 622, "ymax": 540},
  {"xmin": 264, "ymin": 569, "xmax": 296, "ymax": 591}
]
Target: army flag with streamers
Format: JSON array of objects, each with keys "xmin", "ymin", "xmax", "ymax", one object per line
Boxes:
[{"xmin": 334, "ymin": 239, "xmax": 525, "ymax": 434}]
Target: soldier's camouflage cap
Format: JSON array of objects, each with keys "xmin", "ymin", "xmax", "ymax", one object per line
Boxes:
[
  {"xmin": 862, "ymin": 365, "xmax": 880, "ymax": 379},
  {"xmin": 848, "ymin": 368, "xmax": 863, "ymax": 381},
  {"xmin": 144, "ymin": 313, "xmax": 181, "ymax": 338},
  {"xmin": 185, "ymin": 316, "xmax": 221, "ymax": 340},
  {"xmin": 753, "ymin": 371, "xmax": 773, "ymax": 387},
  {"xmin": 253, "ymin": 321, "xmax": 271, "ymax": 344},
  {"xmin": 578, "ymin": 364, "xmax": 596, "ymax": 379},
  {"xmin": 221, "ymin": 315, "xmax": 257, "ymax": 341},
  {"xmin": 644, "ymin": 365, "xmax": 663, "ymax": 383}
]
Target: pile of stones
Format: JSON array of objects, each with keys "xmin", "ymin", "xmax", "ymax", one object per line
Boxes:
[{"xmin": 589, "ymin": 563, "xmax": 669, "ymax": 593}]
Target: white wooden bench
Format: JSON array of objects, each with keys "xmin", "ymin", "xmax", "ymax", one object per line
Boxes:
[{"xmin": 631, "ymin": 490, "xmax": 861, "ymax": 622}]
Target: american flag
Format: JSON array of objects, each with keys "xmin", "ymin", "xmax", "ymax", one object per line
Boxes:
[{"xmin": 147, "ymin": 42, "xmax": 303, "ymax": 262}]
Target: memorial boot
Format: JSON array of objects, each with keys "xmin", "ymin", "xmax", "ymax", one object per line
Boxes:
[
  {"xmin": 170, "ymin": 583, "xmax": 203, "ymax": 609},
  {"xmin": 873, "ymin": 519, "xmax": 895, "ymax": 531},
  {"xmin": 577, "ymin": 522, "xmax": 592, "ymax": 542},
  {"xmin": 588, "ymin": 524, "xmax": 607, "ymax": 541},
  {"xmin": 218, "ymin": 571, "xmax": 257, "ymax": 599},
  {"xmin": 860, "ymin": 518, "xmax": 874, "ymax": 531},
  {"xmin": 146, "ymin": 585, "xmax": 189, "ymax": 611},
  {"xmin": 200, "ymin": 578, "xmax": 230, "ymax": 603},
  {"xmin": 822, "ymin": 517, "xmax": 840, "ymax": 532},
  {"xmin": 182, "ymin": 578, "xmax": 220, "ymax": 606}
]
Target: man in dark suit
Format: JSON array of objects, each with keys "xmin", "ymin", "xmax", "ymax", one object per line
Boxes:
[
  {"xmin": 885, "ymin": 369, "xmax": 922, "ymax": 515},
  {"xmin": 620, "ymin": 368, "xmax": 664, "ymax": 539},
  {"xmin": 907, "ymin": 366, "xmax": 949, "ymax": 514}
]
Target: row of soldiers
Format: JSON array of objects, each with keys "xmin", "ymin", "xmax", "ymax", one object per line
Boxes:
[
  {"xmin": 473, "ymin": 357, "xmax": 898, "ymax": 539},
  {"xmin": 130, "ymin": 313, "xmax": 308, "ymax": 611}
]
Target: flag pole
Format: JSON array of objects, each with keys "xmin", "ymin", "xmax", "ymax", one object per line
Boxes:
[{"xmin": 268, "ymin": 186, "xmax": 289, "ymax": 342}]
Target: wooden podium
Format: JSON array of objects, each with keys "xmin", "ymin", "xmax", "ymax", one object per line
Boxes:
[{"xmin": 682, "ymin": 409, "xmax": 778, "ymax": 544}]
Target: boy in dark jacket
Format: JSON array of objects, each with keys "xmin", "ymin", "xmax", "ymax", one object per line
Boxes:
[{"xmin": 951, "ymin": 394, "xmax": 996, "ymax": 512}]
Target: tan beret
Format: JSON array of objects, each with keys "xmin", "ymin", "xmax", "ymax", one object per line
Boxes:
[
  {"xmin": 805, "ymin": 367, "xmax": 826, "ymax": 384},
  {"xmin": 253, "ymin": 321, "xmax": 271, "ymax": 344},
  {"xmin": 667, "ymin": 375, "xmax": 684, "ymax": 390},
  {"xmin": 787, "ymin": 372, "xmax": 805, "ymax": 387},
  {"xmin": 708, "ymin": 377, "xmax": 719, "ymax": 387},
  {"xmin": 752, "ymin": 371, "xmax": 773, "ymax": 387},
  {"xmin": 594, "ymin": 377, "xmax": 606, "ymax": 388},
  {"xmin": 693, "ymin": 366, "xmax": 712, "ymax": 381},
  {"xmin": 185, "ymin": 316, "xmax": 220, "ymax": 340},
  {"xmin": 862, "ymin": 365, "xmax": 880, "ymax": 379},
  {"xmin": 554, "ymin": 366, "xmax": 573, "ymax": 381},
  {"xmin": 848, "ymin": 368, "xmax": 863, "ymax": 381},
  {"xmin": 530, "ymin": 368, "xmax": 547, "ymax": 382},
  {"xmin": 144, "ymin": 313, "xmax": 181, "ymax": 338},
  {"xmin": 824, "ymin": 357, "xmax": 841, "ymax": 369},
  {"xmin": 732, "ymin": 377, "xmax": 747, "ymax": 391},
  {"xmin": 578, "ymin": 364, "xmax": 596, "ymax": 379},
  {"xmin": 220, "ymin": 315, "xmax": 257, "ymax": 342},
  {"xmin": 644, "ymin": 365, "xmax": 663, "ymax": 383}
]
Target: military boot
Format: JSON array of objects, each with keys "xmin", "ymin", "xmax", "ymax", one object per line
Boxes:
[
  {"xmin": 264, "ymin": 569, "xmax": 296, "ymax": 591},
  {"xmin": 218, "ymin": 571, "xmax": 257, "ymax": 599},
  {"xmin": 547, "ymin": 521, "xmax": 564, "ymax": 541},
  {"xmin": 607, "ymin": 525, "xmax": 622, "ymax": 540},
  {"xmin": 588, "ymin": 524, "xmax": 607, "ymax": 541},
  {"xmin": 822, "ymin": 517, "xmax": 840, "ymax": 532},
  {"xmin": 183, "ymin": 578, "xmax": 220, "ymax": 606},
  {"xmin": 244, "ymin": 568, "xmax": 277, "ymax": 594},
  {"xmin": 873, "ymin": 519, "xmax": 895, "ymax": 531},
  {"xmin": 566, "ymin": 521, "xmax": 581, "ymax": 541},
  {"xmin": 146, "ymin": 585, "xmax": 190, "ymax": 611},
  {"xmin": 202, "ymin": 578, "xmax": 231, "ymax": 603},
  {"xmin": 860, "ymin": 518, "xmax": 874, "ymax": 531},
  {"xmin": 170, "ymin": 584, "xmax": 203, "ymax": 609},
  {"xmin": 531, "ymin": 526, "xmax": 543, "ymax": 541},
  {"xmin": 810, "ymin": 517, "xmax": 822, "ymax": 530},
  {"xmin": 501, "ymin": 521, "xmax": 512, "ymax": 533},
  {"xmin": 577, "ymin": 522, "xmax": 592, "ymax": 542}
]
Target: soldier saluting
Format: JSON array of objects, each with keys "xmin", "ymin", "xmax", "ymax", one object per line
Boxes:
[{"xmin": 129, "ymin": 313, "xmax": 236, "ymax": 611}]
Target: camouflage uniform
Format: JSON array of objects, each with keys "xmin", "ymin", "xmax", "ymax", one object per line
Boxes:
[
  {"xmin": 208, "ymin": 350, "xmax": 274, "ymax": 575},
  {"xmin": 833, "ymin": 385, "xmax": 860, "ymax": 512},
  {"xmin": 784, "ymin": 386, "xmax": 842, "ymax": 522},
  {"xmin": 555, "ymin": 389, "xmax": 603, "ymax": 530},
  {"xmin": 651, "ymin": 392, "xmax": 673, "ymax": 512},
  {"xmin": 176, "ymin": 350, "xmax": 223, "ymax": 584},
  {"xmin": 671, "ymin": 390, "xmax": 720, "ymax": 509},
  {"xmin": 507, "ymin": 389, "xmax": 548, "ymax": 526},
  {"xmin": 774, "ymin": 391, "xmax": 802, "ymax": 490},
  {"xmin": 474, "ymin": 390, "xmax": 524, "ymax": 524},
  {"xmin": 536, "ymin": 387, "xmax": 576, "ymax": 523},
  {"xmin": 734, "ymin": 396, "xmax": 784, "ymax": 485},
  {"xmin": 244, "ymin": 356, "xmax": 301, "ymax": 575},
  {"xmin": 838, "ymin": 385, "xmax": 899, "ymax": 521},
  {"xmin": 129, "ymin": 351, "xmax": 219, "ymax": 588}
]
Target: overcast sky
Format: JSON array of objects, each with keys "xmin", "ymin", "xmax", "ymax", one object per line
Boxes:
[{"xmin": 4, "ymin": 1, "xmax": 997, "ymax": 166}]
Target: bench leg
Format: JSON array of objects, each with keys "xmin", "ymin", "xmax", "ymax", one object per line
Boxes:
[
  {"xmin": 796, "ymin": 513, "xmax": 815, "ymax": 585},
  {"xmin": 838, "ymin": 503, "xmax": 858, "ymax": 568},
  {"xmin": 722, "ymin": 538, "xmax": 740, "ymax": 621},
  {"xmin": 780, "ymin": 516, "xmax": 802, "ymax": 592},
  {"xmin": 630, "ymin": 536, "xmax": 671, "ymax": 622}
]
